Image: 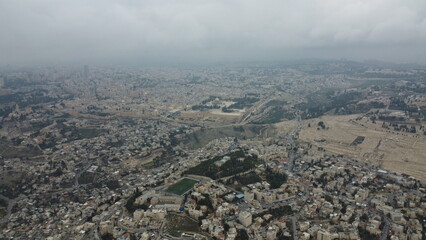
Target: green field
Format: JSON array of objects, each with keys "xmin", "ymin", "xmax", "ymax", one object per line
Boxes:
[{"xmin": 166, "ymin": 178, "xmax": 199, "ymax": 195}]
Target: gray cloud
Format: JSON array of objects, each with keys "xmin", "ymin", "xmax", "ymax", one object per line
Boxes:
[{"xmin": 1, "ymin": 0, "xmax": 426, "ymax": 65}]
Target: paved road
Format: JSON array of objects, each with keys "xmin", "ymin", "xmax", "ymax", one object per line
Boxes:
[
  {"xmin": 379, "ymin": 191, "xmax": 417, "ymax": 240},
  {"xmin": 283, "ymin": 114, "xmax": 303, "ymax": 240},
  {"xmin": 363, "ymin": 191, "xmax": 420, "ymax": 240},
  {"xmin": 283, "ymin": 115, "xmax": 301, "ymax": 172},
  {"xmin": 380, "ymin": 215, "xmax": 391, "ymax": 240},
  {"xmin": 291, "ymin": 216, "xmax": 297, "ymax": 240}
]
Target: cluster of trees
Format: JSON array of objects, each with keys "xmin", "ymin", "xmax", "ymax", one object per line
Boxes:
[
  {"xmin": 389, "ymin": 97, "xmax": 408, "ymax": 111},
  {"xmin": 317, "ymin": 173, "xmax": 330, "ymax": 186},
  {"xmin": 265, "ymin": 167, "xmax": 288, "ymax": 189},
  {"xmin": 29, "ymin": 119, "xmax": 53, "ymax": 130},
  {"xmin": 253, "ymin": 107, "xmax": 296, "ymax": 124},
  {"xmin": 195, "ymin": 193, "xmax": 214, "ymax": 213},
  {"xmin": 225, "ymin": 171, "xmax": 262, "ymax": 186},
  {"xmin": 252, "ymin": 100, "xmax": 295, "ymax": 124},
  {"xmin": 191, "ymin": 104, "xmax": 220, "ymax": 111},
  {"xmin": 297, "ymin": 91, "xmax": 364, "ymax": 119},
  {"xmin": 221, "ymin": 107, "xmax": 234, "ymax": 113},
  {"xmin": 79, "ymin": 105, "xmax": 112, "ymax": 117},
  {"xmin": 57, "ymin": 123, "xmax": 106, "ymax": 141},
  {"xmin": 125, "ymin": 188, "xmax": 149, "ymax": 213},
  {"xmin": 254, "ymin": 205, "xmax": 293, "ymax": 220},
  {"xmin": 350, "ymin": 101, "xmax": 385, "ymax": 112},
  {"xmin": 184, "ymin": 149, "xmax": 262, "ymax": 179},
  {"xmin": 235, "ymin": 229, "xmax": 250, "ymax": 240},
  {"xmin": 196, "ymin": 96, "xmax": 259, "ymax": 113},
  {"xmin": 184, "ymin": 156, "xmax": 225, "ymax": 179},
  {"xmin": 382, "ymin": 122, "xmax": 417, "ymax": 133},
  {"xmin": 358, "ymin": 226, "xmax": 380, "ymax": 240},
  {"xmin": 222, "ymin": 97, "xmax": 259, "ymax": 113},
  {"xmin": 0, "ymin": 198, "xmax": 7, "ymax": 207},
  {"xmin": 0, "ymin": 106, "xmax": 14, "ymax": 118},
  {"xmin": 270, "ymin": 205, "xmax": 293, "ymax": 218},
  {"xmin": 227, "ymin": 97, "xmax": 259, "ymax": 109}
]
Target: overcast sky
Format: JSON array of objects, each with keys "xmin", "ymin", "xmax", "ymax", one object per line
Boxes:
[{"xmin": 1, "ymin": 0, "xmax": 426, "ymax": 66}]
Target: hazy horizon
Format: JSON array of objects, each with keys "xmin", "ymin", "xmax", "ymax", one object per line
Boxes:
[{"xmin": 1, "ymin": 0, "xmax": 426, "ymax": 66}]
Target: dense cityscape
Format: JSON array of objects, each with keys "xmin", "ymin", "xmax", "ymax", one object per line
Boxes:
[{"xmin": 0, "ymin": 61, "xmax": 425, "ymax": 239}]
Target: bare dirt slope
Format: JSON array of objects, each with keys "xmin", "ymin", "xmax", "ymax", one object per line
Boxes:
[{"xmin": 299, "ymin": 114, "xmax": 426, "ymax": 183}]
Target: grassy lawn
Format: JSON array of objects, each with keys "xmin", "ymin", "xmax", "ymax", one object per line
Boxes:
[{"xmin": 166, "ymin": 178, "xmax": 199, "ymax": 195}]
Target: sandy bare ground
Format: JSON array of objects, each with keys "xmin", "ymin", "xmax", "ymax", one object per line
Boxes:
[
  {"xmin": 299, "ymin": 114, "xmax": 426, "ymax": 183},
  {"xmin": 274, "ymin": 120, "xmax": 298, "ymax": 136}
]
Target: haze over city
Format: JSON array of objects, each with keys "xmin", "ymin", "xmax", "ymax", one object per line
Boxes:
[{"xmin": 1, "ymin": 0, "xmax": 426, "ymax": 65}]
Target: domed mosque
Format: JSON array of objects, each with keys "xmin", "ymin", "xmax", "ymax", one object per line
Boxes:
[{"xmin": 212, "ymin": 97, "xmax": 222, "ymax": 106}]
